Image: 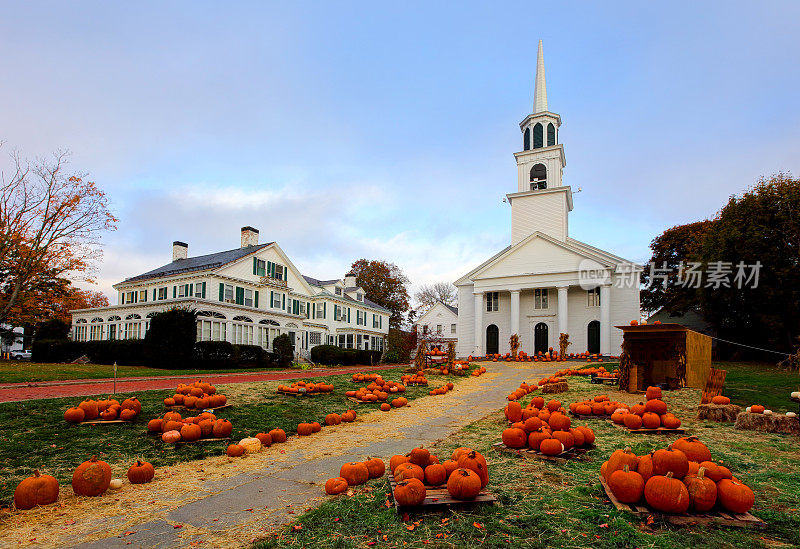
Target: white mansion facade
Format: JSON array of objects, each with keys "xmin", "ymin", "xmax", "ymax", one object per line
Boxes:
[
  {"xmin": 70, "ymin": 227, "xmax": 390, "ymax": 357},
  {"xmin": 455, "ymin": 41, "xmax": 640, "ymax": 358}
]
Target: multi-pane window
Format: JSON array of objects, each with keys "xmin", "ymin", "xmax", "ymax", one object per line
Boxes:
[
  {"xmin": 436, "ymin": 324, "xmax": 442, "ymax": 334},
  {"xmin": 486, "ymin": 292, "xmax": 499, "ymax": 312},
  {"xmin": 587, "ymin": 287, "xmax": 601, "ymax": 307},
  {"xmin": 357, "ymin": 293, "xmax": 363, "ymax": 301},
  {"xmin": 534, "ymin": 288, "xmax": 548, "ymax": 309},
  {"xmin": 178, "ymin": 285, "xmax": 187, "ymax": 298},
  {"xmin": 158, "ymin": 287, "xmax": 167, "ymax": 300},
  {"xmin": 309, "ymin": 332, "xmax": 321, "ymax": 345},
  {"xmin": 335, "ymin": 287, "xmax": 342, "ymax": 295},
  {"xmin": 316, "ymin": 302, "xmax": 325, "ymax": 318},
  {"xmin": 194, "ymin": 284, "xmax": 204, "ymax": 298},
  {"xmin": 244, "ymin": 289, "xmax": 253, "ymax": 307},
  {"xmin": 272, "ymin": 292, "xmax": 282, "ymax": 308},
  {"xmin": 451, "ymin": 323, "xmax": 457, "ymax": 334},
  {"xmin": 422, "ymin": 325, "xmax": 429, "ymax": 334},
  {"xmin": 274, "ymin": 264, "xmax": 285, "ymax": 281},
  {"xmin": 256, "ymin": 259, "xmax": 266, "ymax": 276},
  {"xmin": 346, "ymin": 334, "xmax": 354, "ymax": 349},
  {"xmin": 139, "ymin": 290, "xmax": 148, "ymax": 302},
  {"xmin": 223, "ymin": 284, "xmax": 234, "ymax": 303}
]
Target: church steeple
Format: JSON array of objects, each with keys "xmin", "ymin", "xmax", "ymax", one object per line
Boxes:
[{"xmin": 533, "ymin": 40, "xmax": 548, "ymax": 113}]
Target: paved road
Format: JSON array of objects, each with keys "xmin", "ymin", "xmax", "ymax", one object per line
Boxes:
[{"xmin": 0, "ymin": 365, "xmax": 396, "ymax": 402}]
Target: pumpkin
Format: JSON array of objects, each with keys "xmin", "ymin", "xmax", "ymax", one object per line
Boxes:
[
  {"xmin": 120, "ymin": 408, "xmax": 137, "ymax": 422},
  {"xmin": 552, "ymin": 430, "xmax": 574, "ymax": 450},
  {"xmin": 457, "ymin": 450, "xmax": 489, "ymax": 487},
  {"xmin": 72, "ymin": 455, "xmax": 112, "ymax": 497},
  {"xmin": 340, "ymin": 462, "xmax": 370, "ymax": 485},
  {"xmin": 212, "ymin": 419, "xmax": 233, "ymax": 438},
  {"xmin": 269, "ymin": 428, "xmax": 287, "ymax": 443},
  {"xmin": 644, "ymin": 399, "xmax": 668, "ymax": 415},
  {"xmin": 696, "ymin": 461, "xmax": 724, "ymax": 482},
  {"xmin": 717, "ymin": 479, "xmax": 755, "ymax": 513},
  {"xmin": 409, "ymin": 447, "xmax": 431, "ymax": 467},
  {"xmin": 642, "ymin": 412, "xmax": 661, "ymax": 429},
  {"xmin": 609, "ymin": 465, "xmax": 644, "ymax": 503},
  {"xmin": 575, "ymin": 404, "xmax": 592, "ymax": 416},
  {"xmin": 644, "ymin": 472, "xmax": 690, "ymax": 513},
  {"xmin": 546, "ymin": 400, "xmax": 561, "ymax": 412},
  {"xmin": 661, "ymin": 414, "xmax": 681, "ymax": 429},
  {"xmin": 394, "ymin": 478, "xmax": 426, "ymax": 506},
  {"xmin": 64, "ymin": 407, "xmax": 85, "ymax": 424},
  {"xmin": 652, "ymin": 448, "xmax": 689, "ymax": 479},
  {"xmin": 424, "ymin": 463, "xmax": 447, "ymax": 486},
  {"xmin": 631, "ymin": 402, "xmax": 646, "ymax": 416},
  {"xmin": 311, "ymin": 422, "xmax": 322, "ymax": 432},
  {"xmin": 394, "ymin": 463, "xmax": 425, "ymax": 483},
  {"xmin": 637, "ymin": 452, "xmax": 655, "ymax": 482},
  {"xmin": 255, "ymin": 432, "xmax": 273, "ymax": 447},
  {"xmin": 606, "ymin": 448, "xmax": 639, "ymax": 480},
  {"xmin": 178, "ymin": 423, "xmax": 200, "ymax": 442},
  {"xmin": 239, "ymin": 437, "xmax": 263, "ymax": 454},
  {"xmin": 548, "ymin": 412, "xmax": 571, "ymax": 431},
  {"xmin": 14, "ymin": 471, "xmax": 60, "ymax": 510},
  {"xmin": 576, "ymin": 426, "xmax": 595, "ymax": 445},
  {"xmin": 684, "ymin": 467, "xmax": 717, "ymax": 512},
  {"xmin": 600, "ymin": 461, "xmax": 608, "ymax": 480},
  {"xmin": 750, "ymin": 405, "xmax": 765, "ymax": 414},
  {"xmin": 504, "ymin": 402, "xmax": 523, "ymax": 422},
  {"xmin": 78, "ymin": 400, "xmax": 99, "ymax": 420},
  {"xmin": 502, "ymin": 428, "xmax": 528, "ymax": 449},
  {"xmin": 121, "ymin": 397, "xmax": 141, "ymax": 414},
  {"xmin": 162, "ymin": 430, "xmax": 181, "ymax": 443},
  {"xmin": 539, "ymin": 439, "xmax": 564, "ymax": 456},
  {"xmin": 623, "ymin": 414, "xmax": 643, "ymax": 430},
  {"xmin": 163, "ymin": 411, "xmax": 182, "ymax": 422},
  {"xmin": 109, "ymin": 479, "xmax": 123, "ymax": 490},
  {"xmin": 711, "ymin": 395, "xmax": 730, "ymax": 405},
  {"xmin": 325, "ymin": 413, "xmax": 341, "ymax": 426},
  {"xmin": 523, "ymin": 417, "xmax": 543, "ymax": 433},
  {"xmin": 531, "ymin": 396, "xmax": 545, "ymax": 409},
  {"xmin": 447, "ymin": 468, "xmax": 482, "ymax": 499},
  {"xmin": 442, "ymin": 459, "xmax": 459, "ymax": 478},
  {"xmin": 198, "ymin": 419, "xmax": 214, "ymax": 437},
  {"xmin": 365, "ymin": 458, "xmax": 385, "ymax": 479},
  {"xmin": 297, "ymin": 423, "xmax": 313, "ymax": 436},
  {"xmin": 127, "ymin": 460, "xmax": 155, "ymax": 484},
  {"xmin": 672, "ymin": 436, "xmax": 712, "ymax": 463},
  {"xmin": 325, "ymin": 477, "xmax": 348, "ymax": 495},
  {"xmin": 687, "ymin": 461, "xmax": 700, "ymax": 476},
  {"xmin": 527, "ymin": 430, "xmax": 550, "ymax": 451},
  {"xmin": 569, "ymin": 427, "xmax": 585, "ymax": 447},
  {"xmin": 226, "ymin": 444, "xmax": 245, "ymax": 457},
  {"xmin": 390, "ymin": 455, "xmax": 410, "ymax": 472},
  {"xmin": 645, "ymin": 386, "xmax": 662, "ymax": 401}
]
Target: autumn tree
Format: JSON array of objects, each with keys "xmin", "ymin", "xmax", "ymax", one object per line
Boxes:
[
  {"xmin": 0, "ymin": 148, "xmax": 116, "ymax": 326},
  {"xmin": 350, "ymin": 259, "xmax": 410, "ymax": 329},
  {"xmin": 414, "ymin": 281, "xmax": 457, "ymax": 312}
]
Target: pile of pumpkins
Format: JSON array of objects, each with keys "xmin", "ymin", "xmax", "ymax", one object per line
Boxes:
[
  {"xmin": 555, "ymin": 365, "xmax": 618, "ymax": 377},
  {"xmin": 225, "ymin": 428, "xmax": 288, "ymax": 457},
  {"xmin": 531, "ymin": 349, "xmax": 566, "ymax": 362},
  {"xmin": 507, "ymin": 381, "xmax": 539, "ymax": 401},
  {"xmin": 380, "ymin": 397, "xmax": 408, "ymax": 411},
  {"xmin": 470, "ymin": 366, "xmax": 487, "ymax": 377},
  {"xmin": 325, "ymin": 457, "xmax": 386, "ymax": 495},
  {"xmin": 64, "ymin": 397, "xmax": 142, "ymax": 423},
  {"xmin": 14, "ymin": 456, "xmax": 157, "ymax": 510},
  {"xmin": 325, "ymin": 409, "xmax": 358, "ymax": 424},
  {"xmin": 387, "ymin": 446, "xmax": 490, "ymax": 505},
  {"xmin": 611, "ymin": 386, "xmax": 682, "ymax": 430},
  {"xmin": 346, "ymin": 378, "xmax": 407, "ymax": 402},
  {"xmin": 538, "ymin": 375, "xmax": 567, "ymax": 387},
  {"xmin": 745, "ymin": 403, "xmax": 775, "ymax": 414},
  {"xmin": 569, "ymin": 395, "xmax": 628, "ymax": 417},
  {"xmin": 277, "ymin": 380, "xmax": 334, "ymax": 394},
  {"xmin": 164, "ymin": 381, "xmax": 228, "ymax": 409},
  {"xmin": 601, "ymin": 436, "xmax": 755, "ymax": 515},
  {"xmin": 428, "ymin": 382, "xmax": 454, "ymax": 396},
  {"xmin": 351, "ymin": 372, "xmax": 383, "ymax": 382},
  {"xmin": 148, "ymin": 410, "xmax": 234, "ymax": 443},
  {"xmin": 502, "ymin": 397, "xmax": 596, "ymax": 456},
  {"xmin": 401, "ymin": 373, "xmax": 428, "ymax": 386},
  {"xmin": 426, "ymin": 348, "xmax": 447, "ymax": 357}
]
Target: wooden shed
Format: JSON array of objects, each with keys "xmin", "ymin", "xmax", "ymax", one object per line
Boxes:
[{"xmin": 616, "ymin": 323, "xmax": 712, "ymax": 392}]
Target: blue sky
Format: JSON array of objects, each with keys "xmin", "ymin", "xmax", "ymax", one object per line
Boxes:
[{"xmin": 1, "ymin": 1, "xmax": 799, "ymax": 304}]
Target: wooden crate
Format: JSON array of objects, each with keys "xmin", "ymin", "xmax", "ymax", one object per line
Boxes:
[
  {"xmin": 387, "ymin": 473, "xmax": 496, "ymax": 512},
  {"xmin": 492, "ymin": 442, "xmax": 595, "ymax": 464},
  {"xmin": 599, "ymin": 477, "xmax": 765, "ymax": 528}
]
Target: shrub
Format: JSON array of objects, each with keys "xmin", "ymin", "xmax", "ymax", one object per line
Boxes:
[
  {"xmin": 357, "ymin": 350, "xmax": 382, "ymax": 366},
  {"xmin": 31, "ymin": 339, "xmax": 86, "ymax": 363},
  {"xmin": 272, "ymin": 334, "xmax": 294, "ymax": 368},
  {"xmin": 193, "ymin": 341, "xmax": 235, "ymax": 369},
  {"xmin": 143, "ymin": 308, "xmax": 197, "ymax": 368},
  {"xmin": 233, "ymin": 344, "xmax": 267, "ymax": 367},
  {"xmin": 310, "ymin": 345, "xmax": 343, "ymax": 365},
  {"xmin": 85, "ymin": 340, "xmax": 146, "ymax": 365},
  {"xmin": 33, "ymin": 319, "xmax": 70, "ymax": 342}
]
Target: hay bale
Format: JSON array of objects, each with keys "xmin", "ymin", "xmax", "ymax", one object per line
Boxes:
[
  {"xmin": 542, "ymin": 382, "xmax": 569, "ymax": 394},
  {"xmin": 697, "ymin": 403, "xmax": 742, "ymax": 422},
  {"xmin": 734, "ymin": 412, "xmax": 800, "ymax": 435}
]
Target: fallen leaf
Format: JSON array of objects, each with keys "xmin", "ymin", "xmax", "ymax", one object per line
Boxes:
[
  {"xmin": 64, "ymin": 519, "xmax": 75, "ymax": 525},
  {"xmin": 173, "ymin": 525, "xmax": 182, "ymax": 529},
  {"xmin": 406, "ymin": 525, "xmax": 415, "ymax": 531},
  {"xmin": 599, "ymin": 523, "xmax": 608, "ymax": 528},
  {"xmin": 473, "ymin": 522, "xmax": 483, "ymax": 529},
  {"xmin": 292, "ymin": 525, "xmax": 302, "ymax": 532}
]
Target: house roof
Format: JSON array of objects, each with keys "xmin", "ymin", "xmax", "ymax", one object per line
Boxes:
[
  {"xmin": 302, "ymin": 275, "xmax": 340, "ymax": 287},
  {"xmin": 124, "ymin": 243, "xmax": 272, "ymax": 283},
  {"xmin": 444, "ymin": 304, "xmax": 458, "ymax": 315}
]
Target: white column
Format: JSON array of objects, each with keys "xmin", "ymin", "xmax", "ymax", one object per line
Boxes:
[
  {"xmin": 557, "ymin": 286, "xmax": 568, "ymax": 337},
  {"xmin": 600, "ymin": 285, "xmax": 611, "ymax": 355},
  {"xmin": 473, "ymin": 292, "xmax": 483, "ymax": 355},
  {"xmin": 509, "ymin": 290, "xmax": 520, "ymax": 337}
]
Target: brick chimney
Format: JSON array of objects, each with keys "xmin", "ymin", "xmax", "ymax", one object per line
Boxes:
[
  {"xmin": 344, "ymin": 272, "xmax": 357, "ymax": 288},
  {"xmin": 173, "ymin": 241, "xmax": 188, "ymax": 261},
  {"xmin": 241, "ymin": 226, "xmax": 259, "ymax": 248}
]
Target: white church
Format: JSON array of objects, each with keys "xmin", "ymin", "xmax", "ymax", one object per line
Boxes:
[{"xmin": 455, "ymin": 41, "xmax": 640, "ymax": 358}]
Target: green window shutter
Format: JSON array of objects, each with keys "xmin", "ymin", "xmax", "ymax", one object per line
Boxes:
[
  {"xmin": 270, "ymin": 291, "xmax": 274, "ymax": 308},
  {"xmin": 312, "ymin": 303, "xmax": 316, "ymax": 319},
  {"xmin": 323, "ymin": 302, "xmax": 326, "ymax": 318},
  {"xmin": 254, "ymin": 291, "xmax": 259, "ymax": 308},
  {"xmin": 120, "ymin": 293, "xmax": 125, "ymax": 305},
  {"xmin": 282, "ymin": 294, "xmax": 285, "ymax": 309},
  {"xmin": 347, "ymin": 308, "xmax": 350, "ymax": 323},
  {"xmin": 307, "ymin": 301, "xmax": 310, "ymax": 318},
  {"xmin": 219, "ymin": 283, "xmax": 224, "ymax": 301},
  {"xmin": 235, "ymin": 287, "xmax": 244, "ymax": 305},
  {"xmin": 202, "ymin": 281, "xmax": 206, "ymax": 298},
  {"xmin": 152, "ymin": 289, "xmax": 156, "ymax": 301},
  {"xmin": 173, "ymin": 286, "xmax": 176, "ymax": 299},
  {"xmin": 253, "ymin": 257, "xmax": 257, "ymax": 275}
]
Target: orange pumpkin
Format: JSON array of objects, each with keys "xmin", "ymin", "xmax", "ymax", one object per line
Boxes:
[
  {"xmin": 226, "ymin": 444, "xmax": 245, "ymax": 457},
  {"xmin": 325, "ymin": 477, "xmax": 348, "ymax": 495},
  {"xmin": 394, "ymin": 478, "xmax": 426, "ymax": 506},
  {"xmin": 64, "ymin": 407, "xmax": 86, "ymax": 424},
  {"xmin": 340, "ymin": 462, "xmax": 370, "ymax": 486},
  {"xmin": 608, "ymin": 465, "xmax": 644, "ymax": 503},
  {"xmin": 447, "ymin": 468, "xmax": 482, "ymax": 499},
  {"xmin": 269, "ymin": 428, "xmax": 287, "ymax": 443},
  {"xmin": 424, "ymin": 463, "xmax": 447, "ymax": 486},
  {"xmin": 72, "ymin": 456, "xmax": 112, "ymax": 497},
  {"xmin": 14, "ymin": 471, "xmax": 60, "ymax": 509}
]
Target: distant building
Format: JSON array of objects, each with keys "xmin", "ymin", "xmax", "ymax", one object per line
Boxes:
[
  {"xmin": 70, "ymin": 227, "xmax": 390, "ymax": 357},
  {"xmin": 415, "ymin": 302, "xmax": 458, "ymax": 346},
  {"xmin": 648, "ymin": 308, "xmax": 717, "ymax": 349}
]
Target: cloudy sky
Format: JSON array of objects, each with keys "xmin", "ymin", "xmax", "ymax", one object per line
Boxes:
[{"xmin": 2, "ymin": 2, "xmax": 799, "ymax": 305}]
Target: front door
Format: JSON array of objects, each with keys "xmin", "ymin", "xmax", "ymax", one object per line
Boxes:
[
  {"xmin": 587, "ymin": 321, "xmax": 600, "ymax": 354},
  {"xmin": 534, "ymin": 322, "xmax": 548, "ymax": 354},
  {"xmin": 486, "ymin": 324, "xmax": 499, "ymax": 355}
]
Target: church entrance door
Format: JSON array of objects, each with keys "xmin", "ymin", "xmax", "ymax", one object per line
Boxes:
[
  {"xmin": 486, "ymin": 325, "xmax": 499, "ymax": 355},
  {"xmin": 534, "ymin": 322, "xmax": 548, "ymax": 354}
]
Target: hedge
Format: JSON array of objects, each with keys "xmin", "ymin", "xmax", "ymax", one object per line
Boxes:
[
  {"xmin": 310, "ymin": 345, "xmax": 381, "ymax": 366},
  {"xmin": 31, "ymin": 339, "xmax": 86, "ymax": 363},
  {"xmin": 193, "ymin": 341, "xmax": 236, "ymax": 369}
]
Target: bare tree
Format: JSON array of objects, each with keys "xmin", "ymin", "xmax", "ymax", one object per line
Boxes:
[
  {"xmin": 0, "ymin": 147, "xmax": 117, "ymax": 325},
  {"xmin": 414, "ymin": 282, "xmax": 456, "ymax": 312}
]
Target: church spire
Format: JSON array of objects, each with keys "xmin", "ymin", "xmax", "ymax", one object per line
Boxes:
[{"xmin": 533, "ymin": 40, "xmax": 548, "ymax": 113}]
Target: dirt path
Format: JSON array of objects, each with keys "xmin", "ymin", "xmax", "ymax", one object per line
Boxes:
[
  {"xmin": 0, "ymin": 364, "xmax": 396, "ymax": 403},
  {"xmin": 0, "ymin": 361, "xmax": 554, "ymax": 549}
]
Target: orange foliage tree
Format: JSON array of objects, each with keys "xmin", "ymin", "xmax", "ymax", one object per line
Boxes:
[{"xmin": 0, "ymin": 148, "xmax": 116, "ymax": 326}]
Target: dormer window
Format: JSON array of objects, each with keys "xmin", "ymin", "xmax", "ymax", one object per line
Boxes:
[
  {"xmin": 357, "ymin": 293, "xmax": 363, "ymax": 301},
  {"xmin": 335, "ymin": 287, "xmax": 342, "ymax": 296}
]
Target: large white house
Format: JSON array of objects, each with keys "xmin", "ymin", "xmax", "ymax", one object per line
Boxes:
[
  {"xmin": 70, "ymin": 227, "xmax": 390, "ymax": 357},
  {"xmin": 415, "ymin": 302, "xmax": 458, "ymax": 345},
  {"xmin": 455, "ymin": 41, "xmax": 640, "ymax": 358}
]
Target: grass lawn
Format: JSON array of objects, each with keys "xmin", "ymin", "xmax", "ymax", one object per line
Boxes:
[
  {"xmin": 717, "ymin": 361, "xmax": 800, "ymax": 411},
  {"xmin": 0, "ymin": 366, "xmax": 468, "ymax": 505},
  {"xmin": 258, "ymin": 367, "xmax": 800, "ymax": 549}
]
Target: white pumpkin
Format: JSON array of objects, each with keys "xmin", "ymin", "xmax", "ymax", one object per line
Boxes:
[
  {"xmin": 745, "ymin": 406, "xmax": 751, "ymax": 412},
  {"xmin": 109, "ymin": 478, "xmax": 124, "ymax": 490},
  {"xmin": 791, "ymin": 391, "xmax": 800, "ymax": 399},
  {"xmin": 764, "ymin": 409, "xmax": 773, "ymax": 415},
  {"xmin": 786, "ymin": 412, "xmax": 797, "ymax": 418},
  {"xmin": 239, "ymin": 437, "xmax": 262, "ymax": 454}
]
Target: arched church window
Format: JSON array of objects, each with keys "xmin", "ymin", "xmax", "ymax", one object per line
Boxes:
[
  {"xmin": 523, "ymin": 127, "xmax": 530, "ymax": 151},
  {"xmin": 530, "ymin": 164, "xmax": 547, "ymax": 190},
  {"xmin": 533, "ymin": 123, "xmax": 544, "ymax": 149},
  {"xmin": 547, "ymin": 123, "xmax": 555, "ymax": 146}
]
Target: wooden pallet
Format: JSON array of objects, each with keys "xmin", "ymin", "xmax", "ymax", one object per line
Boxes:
[
  {"xmin": 492, "ymin": 442, "xmax": 595, "ymax": 464},
  {"xmin": 569, "ymin": 411, "xmax": 613, "ymax": 420},
  {"xmin": 276, "ymin": 390, "xmax": 325, "ymax": 397},
  {"xmin": 347, "ymin": 396, "xmax": 410, "ymax": 406},
  {"xmin": 591, "ymin": 376, "xmax": 620, "ymax": 385},
  {"xmin": 80, "ymin": 419, "xmax": 134, "ymax": 425},
  {"xmin": 614, "ymin": 423, "xmax": 686, "ymax": 435},
  {"xmin": 175, "ymin": 437, "xmax": 231, "ymax": 445},
  {"xmin": 387, "ymin": 473, "xmax": 496, "ymax": 512},
  {"xmin": 599, "ymin": 477, "xmax": 765, "ymax": 528},
  {"xmin": 166, "ymin": 404, "xmax": 233, "ymax": 412}
]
